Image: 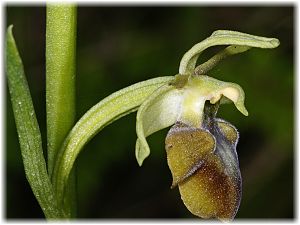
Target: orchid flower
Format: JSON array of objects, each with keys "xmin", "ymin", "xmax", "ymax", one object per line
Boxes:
[
  {"xmin": 135, "ymin": 73, "xmax": 247, "ymax": 221},
  {"xmin": 48, "ymin": 30, "xmax": 279, "ymax": 221},
  {"xmin": 135, "ymin": 30, "xmax": 279, "ymax": 221}
]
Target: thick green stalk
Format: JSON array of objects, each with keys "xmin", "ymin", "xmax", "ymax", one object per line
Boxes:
[
  {"xmin": 46, "ymin": 4, "xmax": 77, "ymax": 217},
  {"xmin": 46, "ymin": 3, "xmax": 76, "ymax": 179},
  {"xmin": 6, "ymin": 26, "xmax": 64, "ymax": 219}
]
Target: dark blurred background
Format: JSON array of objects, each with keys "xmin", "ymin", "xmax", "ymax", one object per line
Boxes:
[{"xmin": 5, "ymin": 5, "xmax": 294, "ymax": 219}]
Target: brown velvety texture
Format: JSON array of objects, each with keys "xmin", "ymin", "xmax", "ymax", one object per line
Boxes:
[{"xmin": 165, "ymin": 103, "xmax": 242, "ymax": 221}]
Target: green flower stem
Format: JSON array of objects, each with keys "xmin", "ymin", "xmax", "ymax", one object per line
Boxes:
[
  {"xmin": 194, "ymin": 45, "xmax": 251, "ymax": 75},
  {"xmin": 6, "ymin": 26, "xmax": 64, "ymax": 219},
  {"xmin": 52, "ymin": 77, "xmax": 173, "ymax": 207},
  {"xmin": 179, "ymin": 30, "xmax": 280, "ymax": 75},
  {"xmin": 46, "ymin": 3, "xmax": 77, "ymax": 180},
  {"xmin": 46, "ymin": 4, "xmax": 77, "ymax": 217}
]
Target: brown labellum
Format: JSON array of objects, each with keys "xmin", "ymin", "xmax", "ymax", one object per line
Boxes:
[
  {"xmin": 165, "ymin": 123, "xmax": 215, "ymax": 187},
  {"xmin": 165, "ymin": 118, "xmax": 241, "ymax": 221}
]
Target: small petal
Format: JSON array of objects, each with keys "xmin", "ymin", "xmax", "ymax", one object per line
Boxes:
[
  {"xmin": 221, "ymin": 86, "xmax": 248, "ymax": 116},
  {"xmin": 135, "ymin": 84, "xmax": 183, "ymax": 165},
  {"xmin": 165, "ymin": 122, "xmax": 215, "ymax": 187}
]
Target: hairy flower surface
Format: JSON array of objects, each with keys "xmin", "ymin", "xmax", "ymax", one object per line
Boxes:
[{"xmin": 166, "ymin": 104, "xmax": 241, "ymax": 221}]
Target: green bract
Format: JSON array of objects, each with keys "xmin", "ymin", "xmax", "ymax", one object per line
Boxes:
[{"xmin": 52, "ymin": 76, "xmax": 173, "ymax": 204}]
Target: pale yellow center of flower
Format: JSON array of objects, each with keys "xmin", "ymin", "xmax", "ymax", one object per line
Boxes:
[{"xmin": 179, "ymin": 75, "xmax": 246, "ymax": 127}]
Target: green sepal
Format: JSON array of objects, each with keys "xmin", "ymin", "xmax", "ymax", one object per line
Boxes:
[
  {"xmin": 179, "ymin": 30, "xmax": 280, "ymax": 75},
  {"xmin": 135, "ymin": 84, "xmax": 183, "ymax": 166}
]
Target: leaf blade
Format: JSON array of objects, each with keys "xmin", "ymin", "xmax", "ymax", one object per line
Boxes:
[{"xmin": 6, "ymin": 25, "xmax": 64, "ymax": 219}]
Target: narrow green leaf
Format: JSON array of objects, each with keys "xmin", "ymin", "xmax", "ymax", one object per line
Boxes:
[
  {"xmin": 179, "ymin": 30, "xmax": 280, "ymax": 75},
  {"xmin": 52, "ymin": 76, "xmax": 173, "ymax": 208},
  {"xmin": 46, "ymin": 4, "xmax": 77, "ymax": 217},
  {"xmin": 6, "ymin": 25, "xmax": 64, "ymax": 219}
]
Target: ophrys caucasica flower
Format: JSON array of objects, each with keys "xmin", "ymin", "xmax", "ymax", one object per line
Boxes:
[
  {"xmin": 50, "ymin": 30, "xmax": 279, "ymax": 221},
  {"xmin": 136, "ymin": 74, "xmax": 247, "ymax": 221},
  {"xmin": 135, "ymin": 31, "xmax": 279, "ymax": 221}
]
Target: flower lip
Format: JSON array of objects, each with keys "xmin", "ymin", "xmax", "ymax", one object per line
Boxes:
[
  {"xmin": 165, "ymin": 121, "xmax": 216, "ymax": 188},
  {"xmin": 166, "ymin": 102, "xmax": 242, "ymax": 221}
]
